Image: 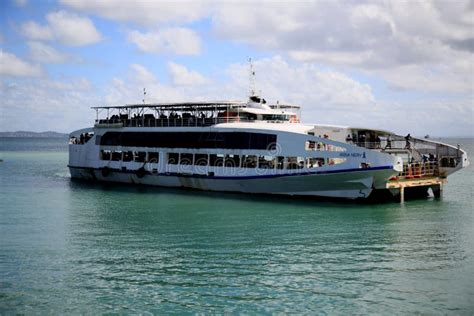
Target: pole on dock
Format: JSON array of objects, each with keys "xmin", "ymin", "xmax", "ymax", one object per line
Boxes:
[
  {"xmin": 400, "ymin": 186, "xmax": 405, "ymax": 203},
  {"xmin": 432, "ymin": 184, "xmax": 442, "ymax": 198}
]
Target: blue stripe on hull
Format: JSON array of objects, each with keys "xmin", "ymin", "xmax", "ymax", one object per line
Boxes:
[{"xmin": 68, "ymin": 165, "xmax": 394, "ymax": 180}]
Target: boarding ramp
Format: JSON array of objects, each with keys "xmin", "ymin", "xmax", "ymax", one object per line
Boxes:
[{"xmin": 350, "ymin": 134, "xmax": 469, "ymax": 201}]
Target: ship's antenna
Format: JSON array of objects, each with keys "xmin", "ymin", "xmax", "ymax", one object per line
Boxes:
[
  {"xmin": 142, "ymin": 88, "xmax": 146, "ymax": 104},
  {"xmin": 248, "ymin": 58, "xmax": 256, "ymax": 97}
]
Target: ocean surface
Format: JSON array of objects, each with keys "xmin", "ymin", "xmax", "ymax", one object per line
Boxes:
[{"xmin": 1, "ymin": 137, "xmax": 473, "ymax": 314}]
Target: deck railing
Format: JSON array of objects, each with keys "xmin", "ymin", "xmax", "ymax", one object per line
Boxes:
[
  {"xmin": 94, "ymin": 117, "xmax": 293, "ymax": 128},
  {"xmin": 349, "ymin": 141, "xmax": 415, "ymax": 150},
  {"xmin": 398, "ymin": 162, "xmax": 438, "ymax": 179}
]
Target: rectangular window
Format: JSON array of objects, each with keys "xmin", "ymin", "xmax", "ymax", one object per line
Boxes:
[
  {"xmin": 212, "ymin": 154, "xmax": 224, "ymax": 167},
  {"xmin": 297, "ymin": 157, "xmax": 305, "ymax": 169},
  {"xmin": 307, "ymin": 157, "xmax": 323, "ymax": 168},
  {"xmin": 277, "ymin": 156, "xmax": 285, "ymax": 169},
  {"xmin": 100, "ymin": 150, "xmax": 111, "ymax": 161},
  {"xmin": 306, "ymin": 141, "xmax": 316, "ymax": 151},
  {"xmin": 100, "ymin": 131, "xmax": 277, "ymax": 150},
  {"xmin": 194, "ymin": 154, "xmax": 208, "ymax": 166},
  {"xmin": 287, "ymin": 157, "xmax": 298, "ymax": 169},
  {"xmin": 180, "ymin": 153, "xmax": 193, "ymax": 165},
  {"xmin": 242, "ymin": 155, "xmax": 257, "ymax": 168},
  {"xmin": 122, "ymin": 151, "xmax": 133, "ymax": 162},
  {"xmin": 111, "ymin": 151, "xmax": 122, "ymax": 161},
  {"xmin": 258, "ymin": 156, "xmax": 275, "ymax": 169},
  {"xmin": 148, "ymin": 152, "xmax": 159, "ymax": 163},
  {"xmin": 225, "ymin": 154, "xmax": 240, "ymax": 168},
  {"xmin": 328, "ymin": 158, "xmax": 346, "ymax": 165},
  {"xmin": 134, "ymin": 151, "xmax": 146, "ymax": 162},
  {"xmin": 209, "ymin": 154, "xmax": 217, "ymax": 166},
  {"xmin": 168, "ymin": 153, "xmax": 179, "ymax": 165}
]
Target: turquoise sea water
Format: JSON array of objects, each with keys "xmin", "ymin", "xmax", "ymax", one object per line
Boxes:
[{"xmin": 0, "ymin": 137, "xmax": 473, "ymax": 314}]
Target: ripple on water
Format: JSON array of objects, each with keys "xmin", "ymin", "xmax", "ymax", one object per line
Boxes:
[{"xmin": 1, "ymin": 138, "xmax": 473, "ymax": 314}]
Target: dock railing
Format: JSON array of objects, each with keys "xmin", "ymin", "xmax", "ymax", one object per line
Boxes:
[{"xmin": 398, "ymin": 162, "xmax": 438, "ymax": 179}]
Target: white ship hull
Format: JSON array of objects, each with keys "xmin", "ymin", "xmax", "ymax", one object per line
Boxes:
[
  {"xmin": 68, "ymin": 100, "xmax": 468, "ymax": 202},
  {"xmin": 69, "ymin": 165, "xmax": 396, "ymax": 200}
]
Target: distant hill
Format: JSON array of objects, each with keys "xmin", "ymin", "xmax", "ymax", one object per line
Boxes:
[{"xmin": 0, "ymin": 131, "xmax": 68, "ymax": 138}]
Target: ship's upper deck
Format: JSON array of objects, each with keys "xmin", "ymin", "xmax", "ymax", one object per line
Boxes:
[{"xmin": 92, "ymin": 99, "xmax": 302, "ymax": 128}]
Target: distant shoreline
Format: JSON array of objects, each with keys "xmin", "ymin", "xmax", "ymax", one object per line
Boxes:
[{"xmin": 0, "ymin": 131, "xmax": 68, "ymax": 138}]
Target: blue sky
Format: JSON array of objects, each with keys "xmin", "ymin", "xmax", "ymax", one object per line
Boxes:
[{"xmin": 1, "ymin": 0, "xmax": 473, "ymax": 136}]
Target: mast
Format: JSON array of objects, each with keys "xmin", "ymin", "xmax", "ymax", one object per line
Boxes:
[{"xmin": 248, "ymin": 58, "xmax": 256, "ymax": 97}]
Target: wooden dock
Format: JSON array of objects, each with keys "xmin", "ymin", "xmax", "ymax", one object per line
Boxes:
[{"xmin": 386, "ymin": 176, "xmax": 446, "ymax": 202}]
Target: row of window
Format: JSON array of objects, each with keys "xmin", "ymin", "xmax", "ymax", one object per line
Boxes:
[
  {"xmin": 101, "ymin": 150, "xmax": 159, "ymax": 163},
  {"xmin": 305, "ymin": 141, "xmax": 346, "ymax": 152},
  {"xmin": 100, "ymin": 150, "xmax": 346, "ymax": 169},
  {"xmin": 99, "ymin": 131, "xmax": 277, "ymax": 150}
]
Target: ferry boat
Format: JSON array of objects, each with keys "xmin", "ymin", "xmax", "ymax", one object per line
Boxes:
[{"xmin": 68, "ymin": 96, "xmax": 469, "ymax": 201}]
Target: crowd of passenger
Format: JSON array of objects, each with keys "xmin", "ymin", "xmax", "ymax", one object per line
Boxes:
[
  {"xmin": 70, "ymin": 132, "xmax": 93, "ymax": 144},
  {"xmin": 98, "ymin": 112, "xmax": 226, "ymax": 127}
]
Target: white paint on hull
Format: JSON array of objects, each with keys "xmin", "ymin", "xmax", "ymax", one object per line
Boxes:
[{"xmin": 69, "ymin": 167, "xmax": 396, "ymax": 199}]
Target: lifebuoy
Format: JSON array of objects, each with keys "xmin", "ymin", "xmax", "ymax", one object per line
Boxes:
[{"xmin": 101, "ymin": 167, "xmax": 110, "ymax": 177}]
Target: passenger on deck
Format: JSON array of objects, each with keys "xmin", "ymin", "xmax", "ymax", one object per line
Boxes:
[
  {"xmin": 80, "ymin": 133, "xmax": 84, "ymax": 144},
  {"xmin": 358, "ymin": 134, "xmax": 366, "ymax": 147},
  {"xmin": 345, "ymin": 134, "xmax": 352, "ymax": 143},
  {"xmin": 376, "ymin": 136, "xmax": 381, "ymax": 148},
  {"xmin": 385, "ymin": 135, "xmax": 392, "ymax": 149},
  {"xmin": 405, "ymin": 133, "xmax": 411, "ymax": 149}
]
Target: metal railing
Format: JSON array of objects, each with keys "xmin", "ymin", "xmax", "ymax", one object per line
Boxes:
[
  {"xmin": 398, "ymin": 162, "xmax": 438, "ymax": 179},
  {"xmin": 94, "ymin": 117, "xmax": 294, "ymax": 128},
  {"xmin": 349, "ymin": 141, "xmax": 415, "ymax": 150}
]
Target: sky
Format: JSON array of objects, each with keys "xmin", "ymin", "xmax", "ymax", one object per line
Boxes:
[{"xmin": 0, "ymin": 0, "xmax": 473, "ymax": 137}]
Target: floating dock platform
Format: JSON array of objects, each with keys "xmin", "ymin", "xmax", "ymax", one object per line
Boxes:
[{"xmin": 386, "ymin": 176, "xmax": 446, "ymax": 202}]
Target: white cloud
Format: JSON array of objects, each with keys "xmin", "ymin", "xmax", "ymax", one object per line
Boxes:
[
  {"xmin": 60, "ymin": 0, "xmax": 473, "ymax": 93},
  {"xmin": 129, "ymin": 63, "xmax": 158, "ymax": 84},
  {"xmin": 21, "ymin": 11, "xmax": 101, "ymax": 46},
  {"xmin": 60, "ymin": 0, "xmax": 209, "ymax": 26},
  {"xmin": 211, "ymin": 1, "xmax": 474, "ymax": 94},
  {"xmin": 1, "ymin": 55, "xmax": 471, "ymax": 136},
  {"xmin": 168, "ymin": 62, "xmax": 210, "ymax": 86},
  {"xmin": 101, "ymin": 57, "xmax": 472, "ymax": 136},
  {"xmin": 0, "ymin": 77, "xmax": 95, "ymax": 132},
  {"xmin": 13, "ymin": 0, "xmax": 27, "ymax": 7},
  {"xmin": 46, "ymin": 11, "xmax": 101, "ymax": 46},
  {"xmin": 28, "ymin": 41, "xmax": 70, "ymax": 63},
  {"xmin": 21, "ymin": 21, "xmax": 53, "ymax": 41},
  {"xmin": 369, "ymin": 99, "xmax": 474, "ymax": 137},
  {"xmin": 375, "ymin": 63, "xmax": 473, "ymax": 93},
  {"xmin": 224, "ymin": 57, "xmax": 375, "ymax": 110},
  {"xmin": 0, "ymin": 50, "xmax": 42, "ymax": 77},
  {"xmin": 127, "ymin": 28, "xmax": 201, "ymax": 55},
  {"xmin": 105, "ymin": 64, "xmax": 182, "ymax": 105},
  {"xmin": 105, "ymin": 57, "xmax": 375, "ymax": 116}
]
